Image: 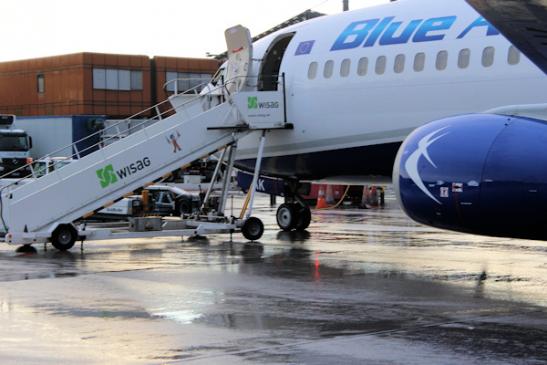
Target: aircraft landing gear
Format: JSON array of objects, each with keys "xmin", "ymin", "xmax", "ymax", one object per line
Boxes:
[
  {"xmin": 276, "ymin": 203, "xmax": 296, "ymax": 231},
  {"xmin": 276, "ymin": 180, "xmax": 312, "ymax": 231},
  {"xmin": 294, "ymin": 204, "xmax": 311, "ymax": 230},
  {"xmin": 276, "ymin": 203, "xmax": 311, "ymax": 231}
]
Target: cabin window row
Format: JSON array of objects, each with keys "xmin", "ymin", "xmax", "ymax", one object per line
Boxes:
[{"xmin": 307, "ymin": 46, "xmax": 521, "ymax": 79}]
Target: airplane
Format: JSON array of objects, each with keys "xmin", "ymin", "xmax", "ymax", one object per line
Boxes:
[
  {"xmin": 393, "ymin": 0, "xmax": 547, "ymax": 240},
  {"xmin": 2, "ymin": 0, "xmax": 545, "ymax": 250},
  {"xmin": 213, "ymin": 0, "xmax": 547, "ymax": 235}
]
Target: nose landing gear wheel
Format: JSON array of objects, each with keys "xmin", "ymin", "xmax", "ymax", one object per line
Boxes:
[
  {"xmin": 294, "ymin": 205, "xmax": 311, "ymax": 231},
  {"xmin": 276, "ymin": 203, "xmax": 296, "ymax": 231},
  {"xmin": 242, "ymin": 217, "xmax": 264, "ymax": 241},
  {"xmin": 276, "ymin": 203, "xmax": 311, "ymax": 231}
]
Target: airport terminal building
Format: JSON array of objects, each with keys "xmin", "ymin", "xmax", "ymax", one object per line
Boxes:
[{"xmin": 0, "ymin": 52, "xmax": 219, "ymax": 118}]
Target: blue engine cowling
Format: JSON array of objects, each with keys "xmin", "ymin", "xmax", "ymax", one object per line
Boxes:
[{"xmin": 394, "ymin": 113, "xmax": 547, "ymax": 240}]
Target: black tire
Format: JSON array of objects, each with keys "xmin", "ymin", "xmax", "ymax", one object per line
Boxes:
[
  {"xmin": 242, "ymin": 217, "xmax": 264, "ymax": 241},
  {"xmin": 294, "ymin": 205, "xmax": 311, "ymax": 231},
  {"xmin": 178, "ymin": 202, "xmax": 190, "ymax": 216},
  {"xmin": 276, "ymin": 203, "xmax": 296, "ymax": 231},
  {"xmin": 51, "ymin": 225, "xmax": 77, "ymax": 251}
]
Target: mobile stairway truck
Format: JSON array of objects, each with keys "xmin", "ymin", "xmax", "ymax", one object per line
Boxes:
[{"xmin": 0, "ymin": 25, "xmax": 292, "ymax": 251}]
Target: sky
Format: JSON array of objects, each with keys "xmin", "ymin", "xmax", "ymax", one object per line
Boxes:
[{"xmin": 0, "ymin": 0, "xmax": 389, "ymax": 62}]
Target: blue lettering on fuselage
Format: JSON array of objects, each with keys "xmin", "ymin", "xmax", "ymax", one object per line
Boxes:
[
  {"xmin": 457, "ymin": 16, "xmax": 500, "ymax": 39},
  {"xmin": 331, "ymin": 16, "xmax": 497, "ymax": 51},
  {"xmin": 331, "ymin": 18, "xmax": 380, "ymax": 50},
  {"xmin": 379, "ymin": 19, "xmax": 423, "ymax": 45},
  {"xmin": 412, "ymin": 16, "xmax": 456, "ymax": 43}
]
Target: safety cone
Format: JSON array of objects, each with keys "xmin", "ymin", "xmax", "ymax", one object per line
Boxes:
[{"xmin": 316, "ymin": 185, "xmax": 328, "ymax": 209}]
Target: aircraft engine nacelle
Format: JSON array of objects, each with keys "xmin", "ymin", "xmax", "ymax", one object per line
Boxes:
[{"xmin": 394, "ymin": 113, "xmax": 547, "ymax": 240}]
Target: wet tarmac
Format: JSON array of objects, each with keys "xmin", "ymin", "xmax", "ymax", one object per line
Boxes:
[{"xmin": 1, "ymin": 194, "xmax": 547, "ymax": 364}]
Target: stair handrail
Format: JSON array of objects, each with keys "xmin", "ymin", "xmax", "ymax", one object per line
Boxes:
[
  {"xmin": 163, "ymin": 78, "xmax": 210, "ymax": 96},
  {"xmin": 0, "ymin": 81, "xmax": 213, "ymax": 184},
  {"xmin": 0, "ymin": 75, "xmax": 282, "ymax": 189}
]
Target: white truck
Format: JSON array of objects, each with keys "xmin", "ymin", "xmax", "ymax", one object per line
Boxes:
[{"xmin": 0, "ymin": 115, "xmax": 33, "ymax": 178}]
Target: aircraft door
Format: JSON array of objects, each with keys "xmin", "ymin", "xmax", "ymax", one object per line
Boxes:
[
  {"xmin": 224, "ymin": 25, "xmax": 253, "ymax": 94},
  {"xmin": 258, "ymin": 33, "xmax": 295, "ymax": 91}
]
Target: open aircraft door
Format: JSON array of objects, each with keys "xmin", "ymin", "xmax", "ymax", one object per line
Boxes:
[{"xmin": 224, "ymin": 25, "xmax": 253, "ymax": 94}]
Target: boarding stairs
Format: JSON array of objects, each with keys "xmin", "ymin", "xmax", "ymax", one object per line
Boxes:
[{"xmin": 0, "ymin": 75, "xmax": 289, "ymax": 246}]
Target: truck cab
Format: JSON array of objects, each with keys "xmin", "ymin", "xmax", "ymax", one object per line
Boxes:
[{"xmin": 0, "ymin": 115, "xmax": 33, "ymax": 178}]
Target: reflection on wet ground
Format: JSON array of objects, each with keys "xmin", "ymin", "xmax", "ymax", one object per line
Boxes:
[{"xmin": 0, "ymin": 195, "xmax": 546, "ymax": 364}]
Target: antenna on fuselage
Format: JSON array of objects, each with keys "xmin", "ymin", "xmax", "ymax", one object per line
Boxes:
[{"xmin": 343, "ymin": 0, "xmax": 348, "ymax": 11}]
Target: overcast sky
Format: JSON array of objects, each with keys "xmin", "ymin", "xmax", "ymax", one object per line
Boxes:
[{"xmin": 0, "ymin": 0, "xmax": 389, "ymax": 62}]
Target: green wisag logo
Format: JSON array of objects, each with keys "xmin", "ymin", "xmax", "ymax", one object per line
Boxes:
[
  {"xmin": 248, "ymin": 96, "xmax": 258, "ymax": 109},
  {"xmin": 95, "ymin": 157, "xmax": 151, "ymax": 189},
  {"xmin": 96, "ymin": 164, "xmax": 118, "ymax": 188}
]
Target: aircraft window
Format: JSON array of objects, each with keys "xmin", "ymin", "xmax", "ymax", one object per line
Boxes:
[
  {"xmin": 413, "ymin": 53, "xmax": 425, "ymax": 72},
  {"xmin": 324, "ymin": 60, "xmax": 334, "ymax": 78},
  {"xmin": 375, "ymin": 56, "xmax": 386, "ymax": 75},
  {"xmin": 394, "ymin": 54, "xmax": 405, "ymax": 74},
  {"xmin": 482, "ymin": 47, "xmax": 495, "ymax": 67},
  {"xmin": 508, "ymin": 46, "xmax": 520, "ymax": 65},
  {"xmin": 436, "ymin": 51, "xmax": 448, "ymax": 71},
  {"xmin": 458, "ymin": 48, "xmax": 471, "ymax": 69},
  {"xmin": 357, "ymin": 57, "xmax": 368, "ymax": 76},
  {"xmin": 308, "ymin": 62, "xmax": 318, "ymax": 79},
  {"xmin": 340, "ymin": 59, "xmax": 351, "ymax": 77}
]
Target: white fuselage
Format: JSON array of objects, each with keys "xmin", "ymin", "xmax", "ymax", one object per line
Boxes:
[{"xmin": 234, "ymin": 0, "xmax": 546, "ymax": 180}]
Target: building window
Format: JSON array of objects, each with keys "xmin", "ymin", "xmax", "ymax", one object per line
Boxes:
[
  {"xmin": 36, "ymin": 74, "xmax": 45, "ymax": 93},
  {"xmin": 357, "ymin": 57, "xmax": 368, "ymax": 76},
  {"xmin": 93, "ymin": 68, "xmax": 143, "ymax": 91},
  {"xmin": 458, "ymin": 48, "xmax": 471, "ymax": 69},
  {"xmin": 323, "ymin": 60, "xmax": 334, "ymax": 78},
  {"xmin": 131, "ymin": 71, "xmax": 143, "ymax": 90},
  {"xmin": 308, "ymin": 62, "xmax": 318, "ymax": 79},
  {"xmin": 106, "ymin": 69, "xmax": 118, "ymax": 90},
  {"xmin": 165, "ymin": 72, "xmax": 212, "ymax": 92},
  {"xmin": 375, "ymin": 56, "xmax": 386, "ymax": 75},
  {"xmin": 166, "ymin": 71, "xmax": 178, "ymax": 91},
  {"xmin": 340, "ymin": 59, "xmax": 351, "ymax": 77},
  {"xmin": 394, "ymin": 54, "xmax": 405, "ymax": 74},
  {"xmin": 482, "ymin": 47, "xmax": 495, "ymax": 67},
  {"xmin": 93, "ymin": 69, "xmax": 106, "ymax": 89},
  {"xmin": 436, "ymin": 50, "xmax": 448, "ymax": 71},
  {"xmin": 118, "ymin": 70, "xmax": 131, "ymax": 91},
  {"xmin": 508, "ymin": 46, "xmax": 520, "ymax": 65},
  {"xmin": 414, "ymin": 53, "xmax": 425, "ymax": 72}
]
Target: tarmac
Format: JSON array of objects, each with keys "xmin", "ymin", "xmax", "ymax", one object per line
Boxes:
[{"xmin": 0, "ymin": 193, "xmax": 546, "ymax": 364}]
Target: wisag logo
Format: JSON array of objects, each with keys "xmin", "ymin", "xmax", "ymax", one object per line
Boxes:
[
  {"xmin": 96, "ymin": 164, "xmax": 118, "ymax": 188},
  {"xmin": 96, "ymin": 157, "xmax": 151, "ymax": 189},
  {"xmin": 248, "ymin": 96, "xmax": 258, "ymax": 109},
  {"xmin": 247, "ymin": 96, "xmax": 279, "ymax": 109}
]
